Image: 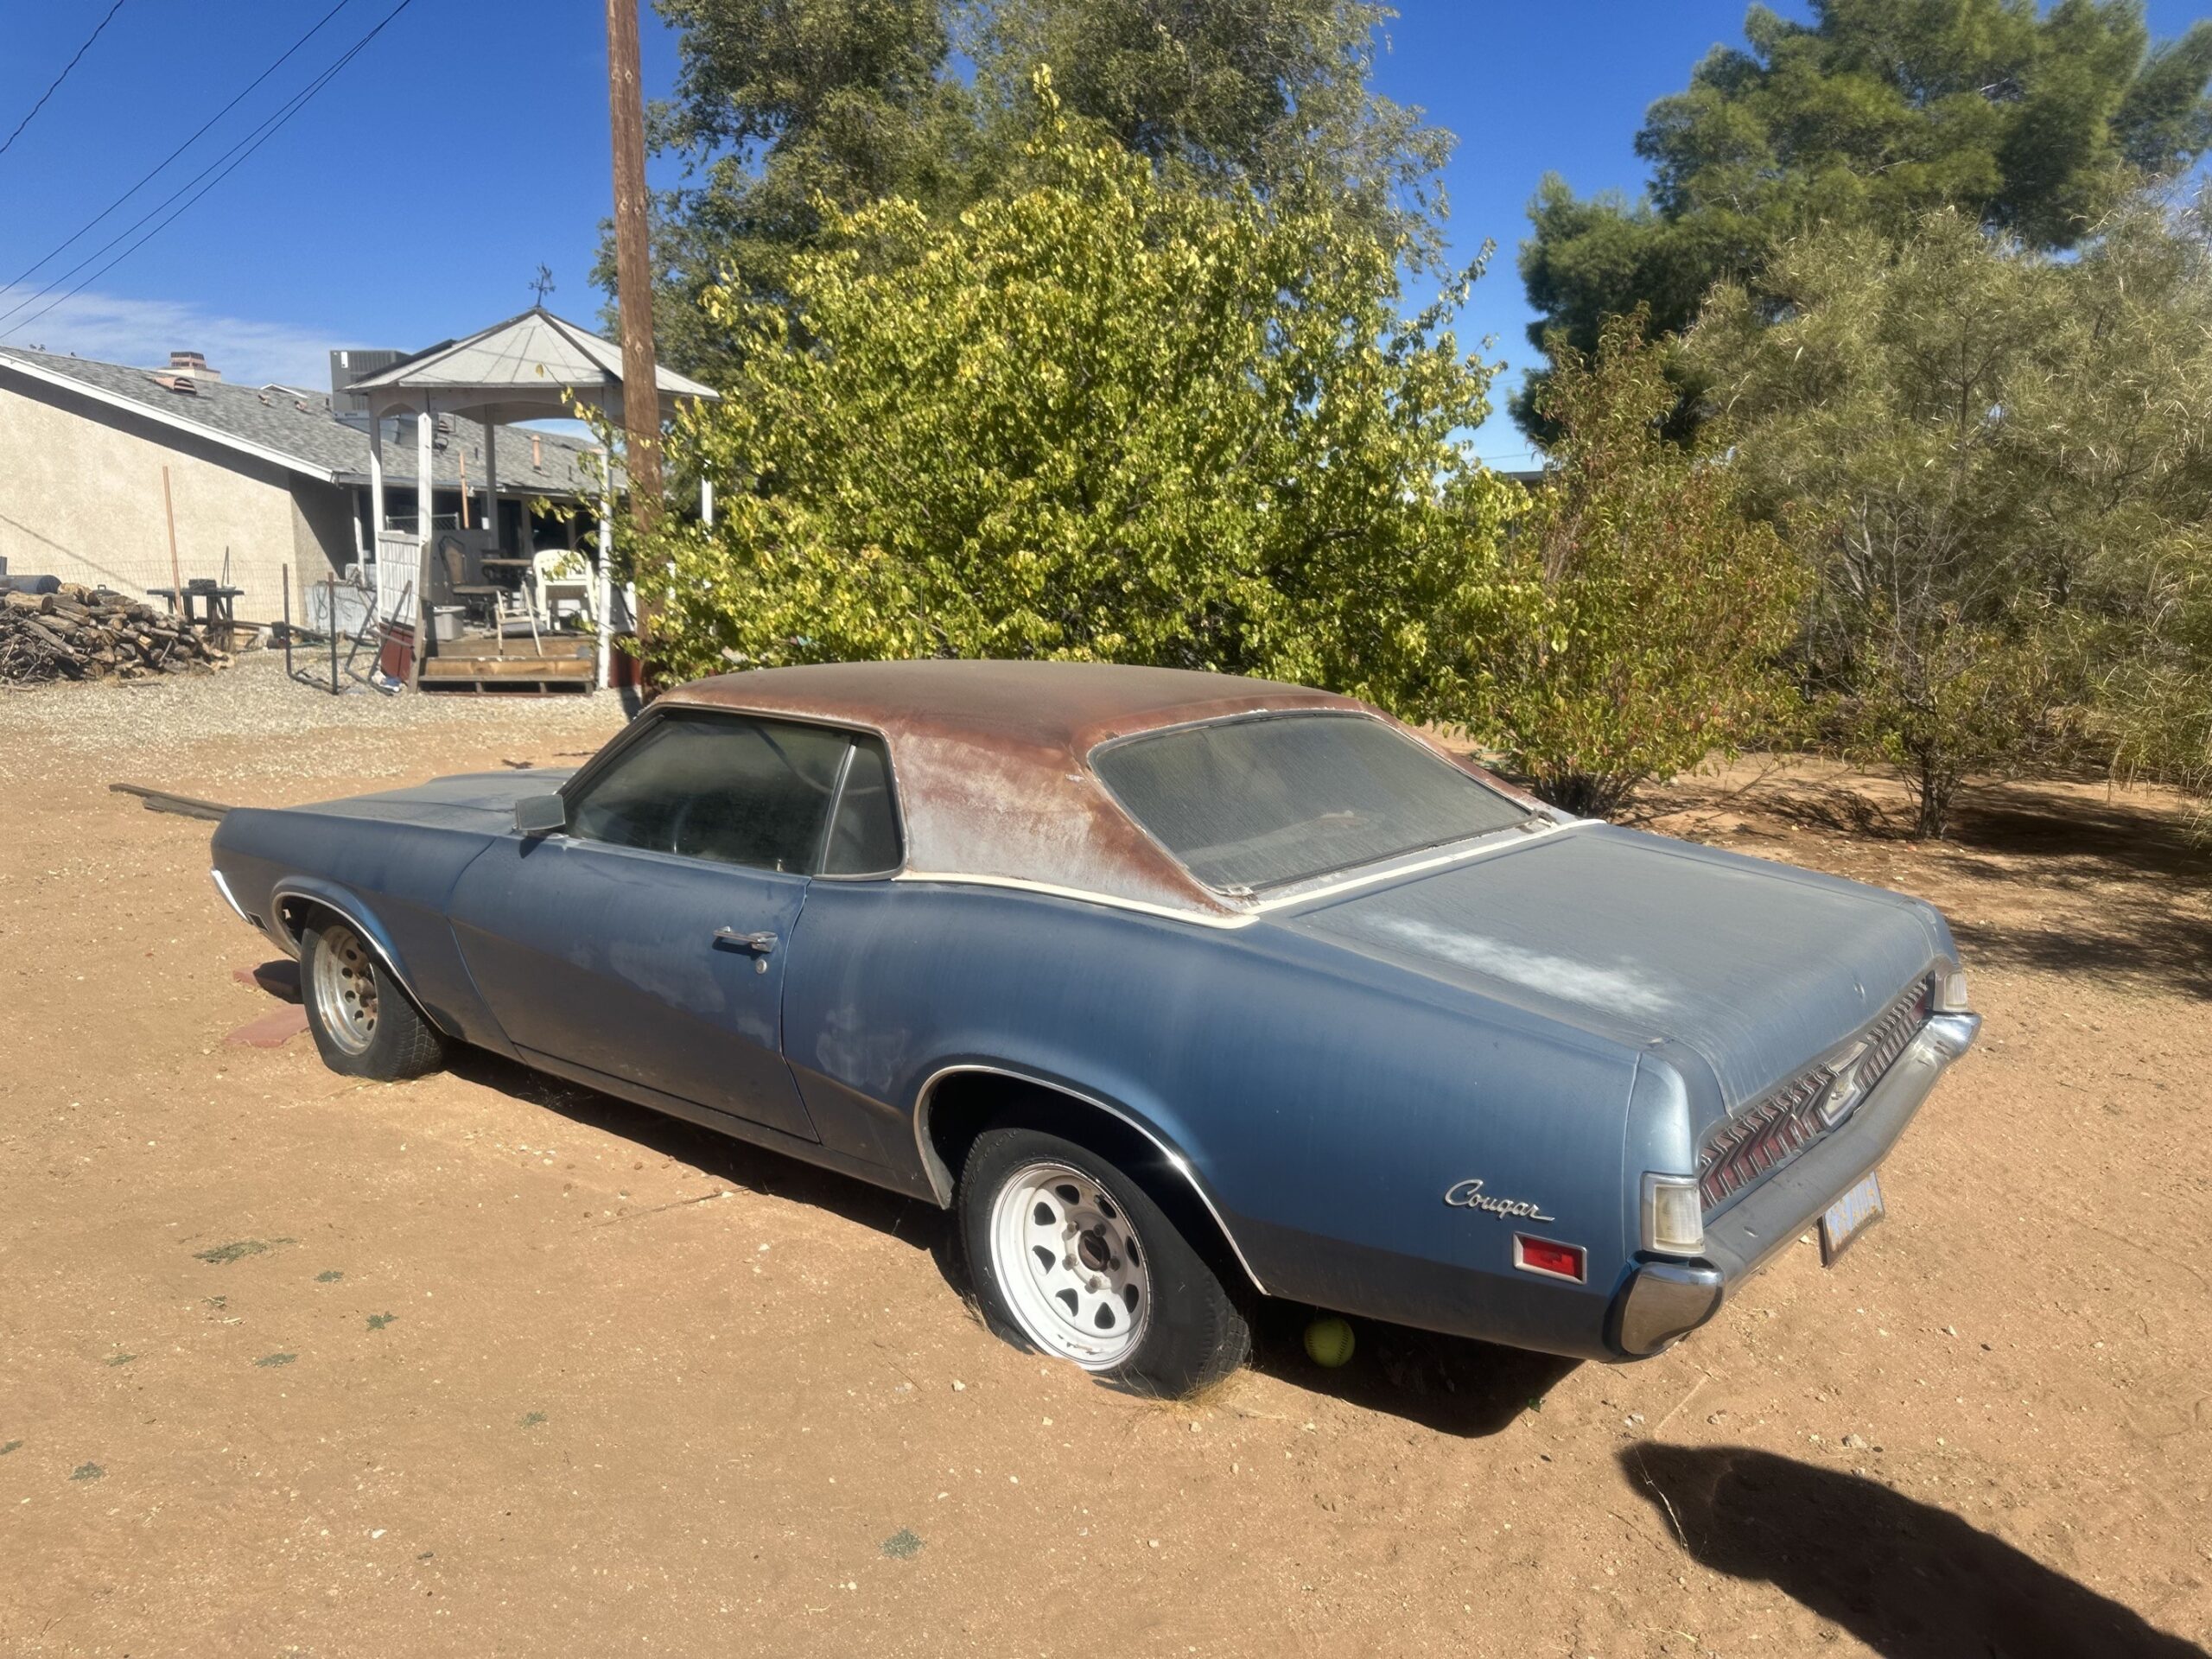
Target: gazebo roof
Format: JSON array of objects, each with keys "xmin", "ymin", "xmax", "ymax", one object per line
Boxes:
[{"xmin": 346, "ymin": 307, "xmax": 718, "ymax": 424}]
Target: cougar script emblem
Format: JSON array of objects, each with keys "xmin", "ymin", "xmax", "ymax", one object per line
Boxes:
[{"xmin": 1443, "ymin": 1179, "xmax": 1554, "ymax": 1222}]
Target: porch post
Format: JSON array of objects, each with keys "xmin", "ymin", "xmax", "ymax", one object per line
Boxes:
[
  {"xmin": 367, "ymin": 412, "xmax": 386, "ymax": 612},
  {"xmin": 410, "ymin": 397, "xmax": 435, "ymax": 692},
  {"xmin": 700, "ymin": 476, "xmax": 712, "ymax": 526},
  {"xmin": 595, "ymin": 442, "xmax": 613, "ymax": 690},
  {"xmin": 480, "ymin": 414, "xmax": 499, "ymax": 551}
]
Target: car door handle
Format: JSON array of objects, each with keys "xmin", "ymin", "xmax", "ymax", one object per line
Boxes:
[{"xmin": 712, "ymin": 927, "xmax": 779, "ymax": 954}]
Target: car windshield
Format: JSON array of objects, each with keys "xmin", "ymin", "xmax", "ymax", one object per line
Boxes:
[{"xmin": 1091, "ymin": 712, "xmax": 1533, "ymax": 893}]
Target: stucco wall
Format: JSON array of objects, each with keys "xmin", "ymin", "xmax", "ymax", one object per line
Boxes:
[{"xmin": 0, "ymin": 373, "xmax": 352, "ymax": 626}]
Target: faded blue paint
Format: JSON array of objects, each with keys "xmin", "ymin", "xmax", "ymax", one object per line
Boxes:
[{"xmin": 211, "ymin": 748, "xmax": 1971, "ymax": 1365}]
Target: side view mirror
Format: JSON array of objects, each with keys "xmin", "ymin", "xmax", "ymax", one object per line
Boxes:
[{"xmin": 514, "ymin": 793, "xmax": 568, "ymax": 836}]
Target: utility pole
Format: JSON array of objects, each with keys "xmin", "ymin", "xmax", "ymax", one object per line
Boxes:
[{"xmin": 605, "ymin": 0, "xmax": 662, "ymax": 543}]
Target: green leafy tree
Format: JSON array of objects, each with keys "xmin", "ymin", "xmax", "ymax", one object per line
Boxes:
[
  {"xmin": 1517, "ymin": 0, "xmax": 2212, "ymax": 439},
  {"xmin": 620, "ymin": 0, "xmax": 1451, "ymax": 378},
  {"xmin": 632, "ymin": 86, "xmax": 1511, "ymax": 705},
  {"xmin": 1688, "ymin": 200, "xmax": 2212, "ymax": 836},
  {"xmin": 1446, "ymin": 314, "xmax": 1805, "ymax": 818}
]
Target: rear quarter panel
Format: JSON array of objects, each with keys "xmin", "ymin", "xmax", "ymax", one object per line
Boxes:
[{"xmin": 782, "ymin": 880, "xmax": 1643, "ymax": 1356}]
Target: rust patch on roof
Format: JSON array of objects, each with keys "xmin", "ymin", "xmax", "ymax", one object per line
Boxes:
[{"xmin": 658, "ymin": 661, "xmax": 1525, "ymax": 915}]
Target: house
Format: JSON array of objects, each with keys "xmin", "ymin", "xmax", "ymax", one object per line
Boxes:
[{"xmin": 0, "ymin": 343, "xmax": 607, "ymax": 628}]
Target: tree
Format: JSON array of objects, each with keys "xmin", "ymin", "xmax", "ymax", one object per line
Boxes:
[
  {"xmin": 1516, "ymin": 0, "xmax": 2212, "ymax": 438},
  {"xmin": 1444, "ymin": 314, "xmax": 1805, "ymax": 818},
  {"xmin": 1687, "ymin": 198, "xmax": 2212, "ymax": 836},
  {"xmin": 624, "ymin": 0, "xmax": 983, "ymax": 372},
  {"xmin": 633, "ymin": 86, "xmax": 1512, "ymax": 706},
  {"xmin": 622, "ymin": 0, "xmax": 1451, "ymax": 378}
]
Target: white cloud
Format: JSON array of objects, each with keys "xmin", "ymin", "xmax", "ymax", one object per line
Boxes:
[{"xmin": 0, "ymin": 288, "xmax": 337, "ymax": 389}]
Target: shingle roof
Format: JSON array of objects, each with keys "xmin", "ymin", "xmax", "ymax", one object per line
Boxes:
[{"xmin": 0, "ymin": 346, "xmax": 607, "ymax": 496}]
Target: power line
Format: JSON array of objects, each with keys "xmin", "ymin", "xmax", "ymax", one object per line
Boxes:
[
  {"xmin": 3, "ymin": 0, "xmax": 357, "ymax": 296},
  {"xmin": 0, "ymin": 0, "xmax": 132, "ymax": 162},
  {"xmin": 0, "ymin": 0, "xmax": 416, "ymax": 346}
]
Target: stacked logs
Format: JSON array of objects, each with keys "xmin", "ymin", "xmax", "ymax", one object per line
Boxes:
[{"xmin": 0, "ymin": 584, "xmax": 232, "ymax": 684}]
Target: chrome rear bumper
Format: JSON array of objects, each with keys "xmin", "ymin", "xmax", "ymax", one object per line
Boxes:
[{"xmin": 1610, "ymin": 1012, "xmax": 1980, "ymax": 1357}]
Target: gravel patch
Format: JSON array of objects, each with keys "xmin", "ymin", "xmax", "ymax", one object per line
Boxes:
[{"xmin": 0, "ymin": 648, "xmax": 630, "ymax": 789}]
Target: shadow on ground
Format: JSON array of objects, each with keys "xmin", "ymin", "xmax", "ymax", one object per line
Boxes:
[
  {"xmin": 440, "ymin": 1047, "xmax": 1573, "ymax": 1434},
  {"xmin": 443, "ymin": 1046, "xmax": 954, "ymax": 1265},
  {"xmin": 1938, "ymin": 785, "xmax": 2212, "ymax": 998},
  {"xmin": 1620, "ymin": 1444, "xmax": 2208, "ymax": 1658},
  {"xmin": 1244, "ymin": 1301, "xmax": 1578, "ymax": 1437},
  {"xmin": 1646, "ymin": 769, "xmax": 2212, "ymax": 998}
]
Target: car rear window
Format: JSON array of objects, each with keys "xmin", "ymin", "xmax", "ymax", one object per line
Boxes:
[{"xmin": 1091, "ymin": 713, "xmax": 1530, "ymax": 893}]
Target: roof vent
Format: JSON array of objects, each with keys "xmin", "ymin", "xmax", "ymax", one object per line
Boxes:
[{"xmin": 150, "ymin": 372, "xmax": 199, "ymax": 395}]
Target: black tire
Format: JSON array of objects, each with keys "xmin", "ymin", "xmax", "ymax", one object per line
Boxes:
[
  {"xmin": 300, "ymin": 916, "xmax": 447, "ymax": 1081},
  {"xmin": 959, "ymin": 1124, "xmax": 1250, "ymax": 1396}
]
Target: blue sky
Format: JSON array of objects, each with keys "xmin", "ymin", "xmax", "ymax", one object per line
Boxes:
[{"xmin": 2, "ymin": 1, "xmax": 2206, "ymax": 463}]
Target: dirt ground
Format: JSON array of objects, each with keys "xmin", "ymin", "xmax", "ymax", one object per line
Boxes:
[{"xmin": 3, "ymin": 657, "xmax": 2209, "ymax": 1658}]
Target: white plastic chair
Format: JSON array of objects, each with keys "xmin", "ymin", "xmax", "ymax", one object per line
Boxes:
[{"xmin": 532, "ymin": 547, "xmax": 594, "ymax": 627}]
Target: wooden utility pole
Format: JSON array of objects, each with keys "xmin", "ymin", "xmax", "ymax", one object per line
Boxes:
[{"xmin": 605, "ymin": 0, "xmax": 662, "ymax": 542}]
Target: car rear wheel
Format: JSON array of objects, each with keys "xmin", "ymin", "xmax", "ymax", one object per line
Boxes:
[
  {"xmin": 301, "ymin": 917, "xmax": 447, "ymax": 1081},
  {"xmin": 960, "ymin": 1125, "xmax": 1249, "ymax": 1396}
]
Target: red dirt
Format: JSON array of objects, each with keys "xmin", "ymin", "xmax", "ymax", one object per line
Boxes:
[{"xmin": 3, "ymin": 678, "xmax": 2207, "ymax": 1657}]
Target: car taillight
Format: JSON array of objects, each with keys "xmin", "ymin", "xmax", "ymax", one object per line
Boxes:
[
  {"xmin": 1642, "ymin": 1173, "xmax": 1706, "ymax": 1255},
  {"xmin": 1514, "ymin": 1234, "xmax": 1586, "ymax": 1282}
]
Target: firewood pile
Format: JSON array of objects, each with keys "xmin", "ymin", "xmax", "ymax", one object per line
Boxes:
[{"xmin": 1, "ymin": 585, "xmax": 232, "ymax": 684}]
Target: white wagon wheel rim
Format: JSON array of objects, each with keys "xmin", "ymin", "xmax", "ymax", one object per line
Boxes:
[
  {"xmin": 988, "ymin": 1160, "xmax": 1152, "ymax": 1370},
  {"xmin": 311, "ymin": 922, "xmax": 380, "ymax": 1055}
]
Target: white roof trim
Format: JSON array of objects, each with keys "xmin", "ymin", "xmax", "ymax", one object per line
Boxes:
[{"xmin": 0, "ymin": 351, "xmax": 340, "ymax": 484}]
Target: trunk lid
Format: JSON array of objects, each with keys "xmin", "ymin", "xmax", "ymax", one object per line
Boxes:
[{"xmin": 1281, "ymin": 823, "xmax": 1942, "ymax": 1112}]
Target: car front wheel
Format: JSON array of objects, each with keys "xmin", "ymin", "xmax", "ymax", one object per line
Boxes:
[
  {"xmin": 301, "ymin": 916, "xmax": 447, "ymax": 1081},
  {"xmin": 960, "ymin": 1125, "xmax": 1249, "ymax": 1396}
]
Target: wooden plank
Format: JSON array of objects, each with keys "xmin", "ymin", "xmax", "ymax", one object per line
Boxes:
[
  {"xmin": 109, "ymin": 782, "xmax": 232, "ymax": 822},
  {"xmin": 422, "ymin": 656, "xmax": 595, "ymax": 679}
]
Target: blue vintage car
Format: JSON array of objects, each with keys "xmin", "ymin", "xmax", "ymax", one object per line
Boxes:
[{"xmin": 207, "ymin": 661, "xmax": 1979, "ymax": 1395}]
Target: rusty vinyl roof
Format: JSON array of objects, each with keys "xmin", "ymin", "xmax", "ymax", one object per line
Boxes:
[{"xmin": 659, "ymin": 660, "xmax": 1370, "ymax": 916}]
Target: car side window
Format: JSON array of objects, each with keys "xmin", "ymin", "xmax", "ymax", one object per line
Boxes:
[
  {"xmin": 566, "ymin": 711, "xmax": 851, "ymax": 874},
  {"xmin": 821, "ymin": 734, "xmax": 901, "ymax": 875}
]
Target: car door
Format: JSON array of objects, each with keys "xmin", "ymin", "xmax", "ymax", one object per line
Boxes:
[{"xmin": 448, "ymin": 709, "xmax": 858, "ymax": 1141}]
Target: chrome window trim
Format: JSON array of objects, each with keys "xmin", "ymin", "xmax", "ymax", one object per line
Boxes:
[
  {"xmin": 910, "ymin": 1061, "xmax": 1268, "ymax": 1296},
  {"xmin": 557, "ymin": 704, "xmax": 908, "ymax": 880},
  {"xmin": 892, "ymin": 820, "xmax": 1584, "ymax": 931},
  {"xmin": 1085, "ymin": 707, "xmax": 1549, "ymax": 902}
]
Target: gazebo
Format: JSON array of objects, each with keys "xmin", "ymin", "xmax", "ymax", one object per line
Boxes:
[{"xmin": 346, "ymin": 308, "xmax": 717, "ymax": 690}]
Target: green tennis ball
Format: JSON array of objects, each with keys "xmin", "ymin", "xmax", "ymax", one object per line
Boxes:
[{"xmin": 1303, "ymin": 1316, "xmax": 1355, "ymax": 1368}]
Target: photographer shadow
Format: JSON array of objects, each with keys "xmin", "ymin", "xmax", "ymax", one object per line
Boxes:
[{"xmin": 1621, "ymin": 1444, "xmax": 2205, "ymax": 1658}]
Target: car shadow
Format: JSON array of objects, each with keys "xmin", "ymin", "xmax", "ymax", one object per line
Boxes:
[
  {"xmin": 442, "ymin": 1047, "xmax": 955, "ymax": 1265},
  {"xmin": 1241, "ymin": 1301, "xmax": 1579, "ymax": 1437},
  {"xmin": 441, "ymin": 1049, "xmax": 1578, "ymax": 1433},
  {"xmin": 1619, "ymin": 1444, "xmax": 2207, "ymax": 1658}
]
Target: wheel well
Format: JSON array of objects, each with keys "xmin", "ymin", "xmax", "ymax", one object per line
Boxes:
[
  {"xmin": 272, "ymin": 893, "xmax": 445, "ymax": 1034},
  {"xmin": 920, "ymin": 1069, "xmax": 1263, "ymax": 1297},
  {"xmin": 274, "ymin": 893, "xmax": 334, "ymax": 950}
]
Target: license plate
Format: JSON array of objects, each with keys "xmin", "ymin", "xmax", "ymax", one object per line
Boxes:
[{"xmin": 1819, "ymin": 1170, "xmax": 1885, "ymax": 1267}]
